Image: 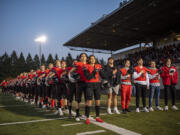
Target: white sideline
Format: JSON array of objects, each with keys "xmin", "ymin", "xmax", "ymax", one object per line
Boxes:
[
  {"xmin": 76, "ymin": 130, "xmax": 106, "ymax": 135},
  {"xmin": 81, "ymin": 115, "xmax": 141, "ymax": 135},
  {"xmin": 61, "ymin": 122, "xmax": 83, "ymax": 127},
  {"xmin": 55, "ymin": 109, "xmax": 141, "ymax": 135},
  {"xmin": 0, "ymin": 117, "xmax": 68, "ymax": 126}
]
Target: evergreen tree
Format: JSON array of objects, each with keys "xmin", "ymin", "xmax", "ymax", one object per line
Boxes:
[
  {"xmin": 33, "ymin": 54, "xmax": 40, "ymax": 69},
  {"xmin": 41, "ymin": 54, "xmax": 46, "ymax": 65},
  {"xmin": 55, "ymin": 54, "xmax": 59, "ymax": 61},
  {"xmin": 10, "ymin": 50, "xmax": 18, "ymax": 66},
  {"xmin": 26, "ymin": 53, "xmax": 33, "ymax": 71},
  {"xmin": 46, "ymin": 54, "xmax": 54, "ymax": 65},
  {"xmin": 10, "ymin": 50, "xmax": 18, "ymax": 77},
  {"xmin": 0, "ymin": 52, "xmax": 11, "ymax": 81},
  {"xmin": 16, "ymin": 52, "xmax": 26, "ymax": 74}
]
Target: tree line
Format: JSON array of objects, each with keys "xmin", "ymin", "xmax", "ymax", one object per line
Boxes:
[{"xmin": 0, "ymin": 51, "xmax": 106, "ymax": 82}]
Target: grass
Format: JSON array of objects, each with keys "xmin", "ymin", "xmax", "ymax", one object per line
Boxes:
[{"xmin": 0, "ymin": 90, "xmax": 180, "ymax": 135}]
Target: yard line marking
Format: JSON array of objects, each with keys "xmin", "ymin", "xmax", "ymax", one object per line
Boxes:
[
  {"xmin": 0, "ymin": 105, "xmax": 27, "ymax": 108},
  {"xmin": 44, "ymin": 113, "xmax": 56, "ymax": 116},
  {"xmin": 0, "ymin": 117, "xmax": 68, "ymax": 126},
  {"xmin": 44, "ymin": 110, "xmax": 76, "ymax": 116},
  {"xmin": 76, "ymin": 130, "xmax": 106, "ymax": 135},
  {"xmin": 92, "ymin": 113, "xmax": 107, "ymax": 117},
  {"xmin": 99, "ymin": 113, "xmax": 107, "ymax": 116},
  {"xmin": 37, "ymin": 110, "xmax": 46, "ymax": 112},
  {"xmin": 61, "ymin": 122, "xmax": 83, "ymax": 127},
  {"xmin": 81, "ymin": 115, "xmax": 141, "ymax": 135}
]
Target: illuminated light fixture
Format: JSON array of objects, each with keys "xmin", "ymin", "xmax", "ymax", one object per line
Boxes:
[
  {"xmin": 34, "ymin": 35, "xmax": 47, "ymax": 43},
  {"xmin": 34, "ymin": 35, "xmax": 47, "ymax": 67}
]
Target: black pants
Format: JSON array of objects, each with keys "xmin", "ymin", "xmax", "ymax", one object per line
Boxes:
[
  {"xmin": 76, "ymin": 82, "xmax": 87, "ymax": 103},
  {"xmin": 164, "ymin": 85, "xmax": 176, "ymax": 106},
  {"xmin": 55, "ymin": 83, "xmax": 63, "ymax": 100},
  {"xmin": 86, "ymin": 83, "xmax": 101, "ymax": 100},
  {"xmin": 135, "ymin": 83, "xmax": 147, "ymax": 108},
  {"xmin": 68, "ymin": 83, "xmax": 77, "ymax": 103}
]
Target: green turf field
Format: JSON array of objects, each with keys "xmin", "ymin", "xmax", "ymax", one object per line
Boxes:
[{"xmin": 0, "ymin": 91, "xmax": 180, "ymax": 135}]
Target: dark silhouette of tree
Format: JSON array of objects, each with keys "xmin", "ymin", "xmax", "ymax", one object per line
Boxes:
[
  {"xmin": 46, "ymin": 54, "xmax": 54, "ymax": 65},
  {"xmin": 0, "ymin": 52, "xmax": 11, "ymax": 81},
  {"xmin": 10, "ymin": 50, "xmax": 18, "ymax": 77},
  {"xmin": 33, "ymin": 54, "xmax": 40, "ymax": 69},
  {"xmin": 55, "ymin": 54, "xmax": 59, "ymax": 61},
  {"xmin": 16, "ymin": 52, "xmax": 26, "ymax": 74},
  {"xmin": 41, "ymin": 54, "xmax": 46, "ymax": 65},
  {"xmin": 10, "ymin": 50, "xmax": 18, "ymax": 66},
  {"xmin": 26, "ymin": 53, "xmax": 33, "ymax": 71}
]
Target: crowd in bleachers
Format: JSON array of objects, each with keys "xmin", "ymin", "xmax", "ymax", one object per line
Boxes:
[{"xmin": 114, "ymin": 43, "xmax": 180, "ymax": 67}]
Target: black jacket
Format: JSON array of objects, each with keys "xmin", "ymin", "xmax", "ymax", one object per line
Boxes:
[{"xmin": 103, "ymin": 65, "xmax": 120, "ymax": 87}]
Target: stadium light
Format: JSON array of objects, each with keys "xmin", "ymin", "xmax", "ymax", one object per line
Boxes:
[
  {"xmin": 34, "ymin": 35, "xmax": 47, "ymax": 43},
  {"xmin": 34, "ymin": 35, "xmax": 47, "ymax": 67}
]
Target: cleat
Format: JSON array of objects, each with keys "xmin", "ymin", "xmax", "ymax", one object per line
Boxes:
[
  {"xmin": 58, "ymin": 108, "xmax": 64, "ymax": 116},
  {"xmin": 75, "ymin": 117, "xmax": 80, "ymax": 121},
  {"xmin": 96, "ymin": 117, "xmax": 103, "ymax": 123},
  {"xmin": 85, "ymin": 118, "xmax": 90, "ymax": 125}
]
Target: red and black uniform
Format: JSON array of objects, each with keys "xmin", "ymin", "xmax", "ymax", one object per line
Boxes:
[
  {"xmin": 73, "ymin": 62, "xmax": 88, "ymax": 103},
  {"xmin": 45, "ymin": 68, "xmax": 53, "ymax": 98},
  {"xmin": 58, "ymin": 67, "xmax": 68, "ymax": 99},
  {"xmin": 0, "ymin": 81, "xmax": 7, "ymax": 93},
  {"xmin": 83, "ymin": 64, "xmax": 104, "ymax": 118},
  {"xmin": 37, "ymin": 70, "xmax": 41, "ymax": 77},
  {"xmin": 67, "ymin": 66, "xmax": 77, "ymax": 103},
  {"xmin": 38, "ymin": 71, "xmax": 46, "ymax": 97},
  {"xmin": 120, "ymin": 68, "xmax": 132, "ymax": 110},
  {"xmin": 84, "ymin": 64, "xmax": 103, "ymax": 100},
  {"xmin": 21, "ymin": 75, "xmax": 27, "ymax": 94},
  {"xmin": 51, "ymin": 67, "xmax": 62, "ymax": 99},
  {"xmin": 27, "ymin": 73, "xmax": 33, "ymax": 97},
  {"xmin": 35, "ymin": 71, "xmax": 41, "ymax": 103},
  {"xmin": 16, "ymin": 76, "xmax": 21, "ymax": 93},
  {"xmin": 31, "ymin": 73, "xmax": 37, "ymax": 98},
  {"xmin": 161, "ymin": 65, "xmax": 179, "ymax": 106}
]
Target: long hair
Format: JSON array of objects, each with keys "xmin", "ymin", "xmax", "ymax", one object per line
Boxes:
[
  {"xmin": 79, "ymin": 53, "xmax": 88, "ymax": 62},
  {"xmin": 88, "ymin": 55, "xmax": 98, "ymax": 64}
]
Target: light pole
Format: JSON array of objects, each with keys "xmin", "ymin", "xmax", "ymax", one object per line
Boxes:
[{"xmin": 34, "ymin": 35, "xmax": 47, "ymax": 67}]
